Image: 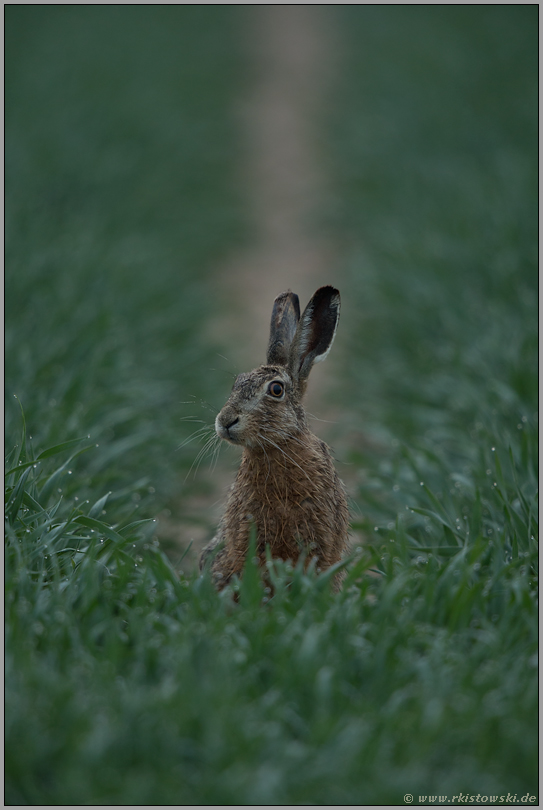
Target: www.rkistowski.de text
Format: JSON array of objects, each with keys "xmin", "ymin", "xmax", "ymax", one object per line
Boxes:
[{"xmin": 403, "ymin": 793, "xmax": 537, "ymax": 805}]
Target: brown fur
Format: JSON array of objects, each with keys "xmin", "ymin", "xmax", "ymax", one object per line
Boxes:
[{"xmin": 199, "ymin": 287, "xmax": 349, "ymax": 590}]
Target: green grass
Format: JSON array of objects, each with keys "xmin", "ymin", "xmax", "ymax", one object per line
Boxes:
[{"xmin": 5, "ymin": 5, "xmax": 538, "ymax": 805}]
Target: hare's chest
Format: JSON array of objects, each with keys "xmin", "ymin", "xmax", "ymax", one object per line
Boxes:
[
  {"xmin": 246, "ymin": 486, "xmax": 329, "ymax": 550},
  {"xmin": 245, "ymin": 471, "xmax": 321, "ymax": 517},
  {"xmin": 226, "ymin": 447, "xmax": 335, "ymax": 543}
]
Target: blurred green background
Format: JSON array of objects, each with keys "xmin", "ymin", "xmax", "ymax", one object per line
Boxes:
[
  {"xmin": 334, "ymin": 5, "xmax": 537, "ymax": 442},
  {"xmin": 5, "ymin": 5, "xmax": 246, "ymax": 518},
  {"xmin": 5, "ymin": 5, "xmax": 538, "ymax": 805}
]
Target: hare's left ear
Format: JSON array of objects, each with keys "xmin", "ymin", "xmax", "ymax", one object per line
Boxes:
[
  {"xmin": 267, "ymin": 290, "xmax": 301, "ymax": 365},
  {"xmin": 288, "ymin": 286, "xmax": 340, "ymax": 384}
]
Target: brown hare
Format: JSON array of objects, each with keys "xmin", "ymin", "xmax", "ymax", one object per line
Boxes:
[{"xmin": 199, "ymin": 286, "xmax": 349, "ymax": 590}]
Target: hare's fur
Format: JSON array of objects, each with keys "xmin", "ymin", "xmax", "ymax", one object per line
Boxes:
[{"xmin": 199, "ymin": 287, "xmax": 349, "ymax": 588}]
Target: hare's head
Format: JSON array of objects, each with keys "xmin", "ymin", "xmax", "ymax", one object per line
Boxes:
[{"xmin": 215, "ymin": 286, "xmax": 340, "ymax": 449}]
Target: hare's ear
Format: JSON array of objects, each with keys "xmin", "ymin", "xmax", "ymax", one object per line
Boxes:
[
  {"xmin": 289, "ymin": 286, "xmax": 340, "ymax": 384},
  {"xmin": 267, "ymin": 290, "xmax": 301, "ymax": 366}
]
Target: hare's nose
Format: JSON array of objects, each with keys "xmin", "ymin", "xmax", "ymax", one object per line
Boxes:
[{"xmin": 216, "ymin": 413, "xmax": 241, "ymax": 444}]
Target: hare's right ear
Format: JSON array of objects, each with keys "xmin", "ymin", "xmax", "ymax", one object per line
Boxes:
[
  {"xmin": 288, "ymin": 286, "xmax": 340, "ymax": 385},
  {"xmin": 267, "ymin": 290, "xmax": 301, "ymax": 366}
]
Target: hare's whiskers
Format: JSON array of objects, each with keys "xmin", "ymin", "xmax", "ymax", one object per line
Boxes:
[
  {"xmin": 306, "ymin": 411, "xmax": 337, "ymax": 424},
  {"xmin": 209, "ymin": 435, "xmax": 223, "ymax": 472},
  {"xmin": 185, "ymin": 432, "xmax": 221, "ymax": 481},
  {"xmin": 177, "ymin": 424, "xmax": 214, "ymax": 451}
]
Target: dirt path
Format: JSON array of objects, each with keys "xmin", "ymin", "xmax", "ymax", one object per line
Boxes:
[
  {"xmin": 160, "ymin": 7, "xmax": 350, "ymax": 566},
  {"xmin": 213, "ymin": 7, "xmax": 341, "ymax": 395}
]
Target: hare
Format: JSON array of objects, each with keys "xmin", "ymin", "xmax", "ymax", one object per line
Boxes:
[{"xmin": 199, "ymin": 286, "xmax": 349, "ymax": 590}]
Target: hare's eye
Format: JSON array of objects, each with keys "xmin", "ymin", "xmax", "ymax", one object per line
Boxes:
[{"xmin": 268, "ymin": 381, "xmax": 284, "ymax": 398}]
